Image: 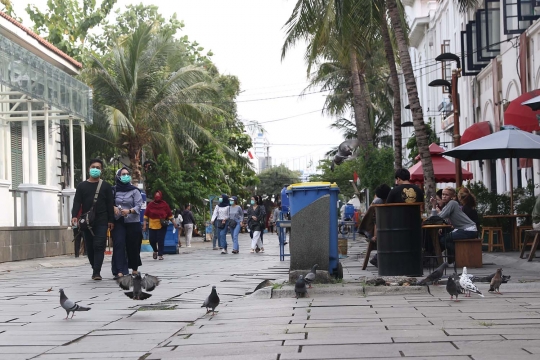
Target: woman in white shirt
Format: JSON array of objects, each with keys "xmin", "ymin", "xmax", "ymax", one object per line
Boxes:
[{"xmin": 211, "ymin": 194, "xmax": 231, "ymax": 254}]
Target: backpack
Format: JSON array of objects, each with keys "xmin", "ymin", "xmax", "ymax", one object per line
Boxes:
[{"xmin": 77, "ymin": 180, "xmax": 103, "ymax": 235}]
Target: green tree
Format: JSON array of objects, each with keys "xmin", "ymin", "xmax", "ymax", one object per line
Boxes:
[
  {"xmin": 25, "ymin": 0, "xmax": 117, "ymax": 61},
  {"xmin": 257, "ymin": 165, "xmax": 300, "ymax": 196},
  {"xmin": 406, "ymin": 120, "xmax": 439, "ymax": 162}
]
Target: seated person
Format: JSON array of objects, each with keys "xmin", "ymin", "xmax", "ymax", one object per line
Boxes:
[
  {"xmin": 532, "ymin": 193, "xmax": 540, "ymax": 230},
  {"xmin": 458, "ymin": 188, "xmax": 479, "ymax": 233},
  {"xmin": 430, "ymin": 187, "xmax": 477, "ymax": 264}
]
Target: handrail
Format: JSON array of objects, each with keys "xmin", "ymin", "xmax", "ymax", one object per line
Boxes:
[{"xmin": 8, "ymin": 189, "xmax": 28, "ymax": 226}]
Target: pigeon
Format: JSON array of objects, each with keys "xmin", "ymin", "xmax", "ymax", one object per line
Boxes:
[
  {"xmin": 445, "ymin": 276, "xmax": 463, "ymax": 301},
  {"xmin": 418, "ymin": 262, "xmax": 448, "ymax": 285},
  {"xmin": 304, "ymin": 264, "xmax": 318, "ymax": 289},
  {"xmin": 470, "ymin": 272, "xmax": 511, "ymax": 284},
  {"xmin": 459, "ymin": 267, "xmax": 484, "ymax": 298},
  {"xmin": 295, "ymin": 275, "xmax": 308, "ymax": 298},
  {"xmin": 59, "ymin": 289, "xmax": 91, "ymax": 319},
  {"xmin": 489, "ymin": 268, "xmax": 503, "ymax": 295},
  {"xmin": 117, "ymin": 273, "xmax": 160, "ymax": 300},
  {"xmin": 202, "ymin": 286, "xmax": 220, "ymax": 315},
  {"xmin": 331, "ymin": 139, "xmax": 360, "ymax": 171}
]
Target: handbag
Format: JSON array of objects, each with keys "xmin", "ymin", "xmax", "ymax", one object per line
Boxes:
[
  {"xmin": 217, "ymin": 221, "xmax": 226, "ymax": 229},
  {"xmin": 229, "ymin": 219, "xmax": 238, "ymax": 229},
  {"xmin": 77, "ymin": 179, "xmax": 103, "ymax": 236},
  {"xmin": 423, "ymin": 215, "xmax": 447, "ymax": 225},
  {"xmin": 160, "ymin": 219, "xmax": 170, "ymax": 227}
]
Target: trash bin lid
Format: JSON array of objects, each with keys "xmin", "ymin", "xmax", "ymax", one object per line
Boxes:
[{"xmin": 287, "ymin": 182, "xmax": 338, "ymax": 190}]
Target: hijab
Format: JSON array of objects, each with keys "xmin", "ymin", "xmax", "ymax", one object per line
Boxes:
[
  {"xmin": 114, "ymin": 167, "xmax": 138, "ymax": 193},
  {"xmin": 218, "ymin": 194, "xmax": 230, "ymax": 208},
  {"xmin": 145, "ymin": 190, "xmax": 172, "ymax": 219}
]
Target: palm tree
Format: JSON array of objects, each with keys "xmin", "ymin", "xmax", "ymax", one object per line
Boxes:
[
  {"xmin": 87, "ymin": 23, "xmax": 225, "ymax": 180},
  {"xmin": 282, "ymin": 0, "xmax": 377, "ymax": 149}
]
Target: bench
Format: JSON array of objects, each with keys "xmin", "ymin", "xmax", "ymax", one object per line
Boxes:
[
  {"xmin": 454, "ymin": 238, "xmax": 483, "ymax": 268},
  {"xmin": 521, "ymin": 230, "xmax": 540, "ymax": 262}
]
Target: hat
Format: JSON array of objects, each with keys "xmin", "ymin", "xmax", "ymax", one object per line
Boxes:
[{"xmin": 231, "ymin": 196, "xmax": 238, "ymax": 201}]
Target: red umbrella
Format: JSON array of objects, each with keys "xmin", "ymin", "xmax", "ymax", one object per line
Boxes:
[
  {"xmin": 504, "ymin": 90, "xmax": 540, "ymax": 132},
  {"xmin": 409, "ymin": 143, "xmax": 473, "ymax": 184}
]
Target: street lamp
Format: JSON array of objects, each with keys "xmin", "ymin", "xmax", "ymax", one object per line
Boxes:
[{"xmin": 429, "ymin": 52, "xmax": 462, "ymax": 186}]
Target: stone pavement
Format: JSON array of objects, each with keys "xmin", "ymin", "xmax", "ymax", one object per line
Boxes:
[{"xmin": 2, "ymin": 232, "xmax": 540, "ymax": 359}]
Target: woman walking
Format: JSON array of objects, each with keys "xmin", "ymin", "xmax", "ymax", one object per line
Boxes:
[
  {"xmin": 257, "ymin": 195, "xmax": 266, "ymax": 244},
  {"xmin": 228, "ymin": 196, "xmax": 243, "ymax": 254},
  {"xmin": 247, "ymin": 196, "xmax": 264, "ymax": 253},
  {"xmin": 111, "ymin": 167, "xmax": 143, "ymax": 279},
  {"xmin": 211, "ymin": 194, "xmax": 231, "ymax": 254},
  {"xmin": 182, "ymin": 204, "xmax": 195, "ymax": 247},
  {"xmin": 143, "ymin": 191, "xmax": 174, "ymax": 260}
]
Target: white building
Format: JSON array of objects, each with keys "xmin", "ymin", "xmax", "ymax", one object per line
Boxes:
[
  {"xmin": 401, "ymin": 0, "xmax": 540, "ymax": 195},
  {"xmin": 0, "ymin": 11, "xmax": 91, "ymax": 261},
  {"xmin": 251, "ymin": 132, "xmax": 271, "ymax": 173}
]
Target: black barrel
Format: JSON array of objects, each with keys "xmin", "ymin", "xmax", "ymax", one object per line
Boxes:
[{"xmin": 374, "ymin": 203, "xmax": 423, "ymax": 276}]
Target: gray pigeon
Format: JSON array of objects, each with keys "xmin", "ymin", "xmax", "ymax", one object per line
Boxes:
[
  {"xmin": 295, "ymin": 275, "xmax": 308, "ymax": 298},
  {"xmin": 117, "ymin": 273, "xmax": 160, "ymax": 300},
  {"xmin": 489, "ymin": 268, "xmax": 503, "ymax": 294},
  {"xmin": 445, "ymin": 276, "xmax": 463, "ymax": 302},
  {"xmin": 304, "ymin": 264, "xmax": 318, "ymax": 289},
  {"xmin": 59, "ymin": 289, "xmax": 91, "ymax": 319},
  {"xmin": 418, "ymin": 262, "xmax": 448, "ymax": 285},
  {"xmin": 202, "ymin": 286, "xmax": 220, "ymax": 315}
]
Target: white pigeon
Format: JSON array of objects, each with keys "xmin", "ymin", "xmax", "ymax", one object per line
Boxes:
[{"xmin": 459, "ymin": 267, "xmax": 484, "ymax": 298}]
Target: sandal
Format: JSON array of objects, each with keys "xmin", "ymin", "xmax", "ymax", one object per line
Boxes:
[
  {"xmin": 153, "ymin": 252, "xmax": 157, "ymax": 259},
  {"xmin": 158, "ymin": 256, "xmax": 164, "ymax": 260}
]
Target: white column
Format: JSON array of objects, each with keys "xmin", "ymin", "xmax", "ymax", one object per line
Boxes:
[
  {"xmin": 69, "ymin": 116, "xmax": 74, "ymax": 188},
  {"xmin": 0, "ymin": 119, "xmax": 4, "ymax": 180},
  {"xmin": 44, "ymin": 105, "xmax": 49, "ymax": 186},
  {"xmin": 81, "ymin": 121, "xmax": 86, "ymax": 181},
  {"xmin": 27, "ymin": 100, "xmax": 34, "ymax": 183}
]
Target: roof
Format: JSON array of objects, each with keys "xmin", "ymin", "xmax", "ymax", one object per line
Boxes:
[{"xmin": 0, "ymin": 11, "xmax": 82, "ymax": 69}]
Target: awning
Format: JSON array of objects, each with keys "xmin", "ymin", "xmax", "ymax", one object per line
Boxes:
[
  {"xmin": 504, "ymin": 90, "xmax": 540, "ymax": 132},
  {"xmin": 461, "ymin": 121, "xmax": 492, "ymax": 144},
  {"xmin": 409, "ymin": 143, "xmax": 474, "ymax": 184},
  {"xmin": 521, "ymin": 95, "xmax": 540, "ymax": 111}
]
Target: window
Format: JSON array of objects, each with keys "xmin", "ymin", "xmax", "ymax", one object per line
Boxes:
[
  {"xmin": 441, "ymin": 40, "xmax": 452, "ymax": 93},
  {"xmin": 10, "ymin": 122, "xmax": 23, "ymax": 189},
  {"xmin": 37, "ymin": 123, "xmax": 46, "ymax": 185}
]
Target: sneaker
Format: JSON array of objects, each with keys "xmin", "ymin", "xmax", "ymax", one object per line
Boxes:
[
  {"xmin": 92, "ymin": 274, "xmax": 102, "ymax": 281},
  {"xmin": 250, "ymin": 249, "xmax": 255, "ymax": 253},
  {"xmin": 260, "ymin": 247, "xmax": 265, "ymax": 253},
  {"xmin": 232, "ymin": 250, "xmax": 239, "ymax": 254},
  {"xmin": 213, "ymin": 247, "xmax": 219, "ymax": 250},
  {"xmin": 187, "ymin": 245, "xmax": 192, "ymax": 247},
  {"xmin": 221, "ymin": 249, "xmax": 228, "ymax": 254}
]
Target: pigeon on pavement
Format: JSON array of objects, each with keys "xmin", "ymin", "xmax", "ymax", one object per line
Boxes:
[
  {"xmin": 489, "ymin": 268, "xmax": 503, "ymax": 295},
  {"xmin": 59, "ymin": 289, "xmax": 91, "ymax": 319},
  {"xmin": 202, "ymin": 286, "xmax": 220, "ymax": 315},
  {"xmin": 418, "ymin": 262, "xmax": 448, "ymax": 285},
  {"xmin": 459, "ymin": 267, "xmax": 484, "ymax": 298},
  {"xmin": 304, "ymin": 264, "xmax": 318, "ymax": 289},
  {"xmin": 446, "ymin": 276, "xmax": 463, "ymax": 301},
  {"xmin": 295, "ymin": 275, "xmax": 308, "ymax": 298},
  {"xmin": 117, "ymin": 273, "xmax": 160, "ymax": 300}
]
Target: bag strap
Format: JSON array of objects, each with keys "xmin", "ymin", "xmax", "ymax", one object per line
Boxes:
[{"xmin": 92, "ymin": 179, "xmax": 103, "ymax": 205}]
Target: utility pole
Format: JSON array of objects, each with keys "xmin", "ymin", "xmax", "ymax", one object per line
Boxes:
[{"xmin": 451, "ymin": 68, "xmax": 462, "ymax": 187}]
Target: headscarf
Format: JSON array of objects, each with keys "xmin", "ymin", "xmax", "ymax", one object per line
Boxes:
[
  {"xmin": 114, "ymin": 167, "xmax": 138, "ymax": 193},
  {"xmin": 145, "ymin": 190, "xmax": 172, "ymax": 219},
  {"xmin": 219, "ymin": 194, "xmax": 230, "ymax": 208}
]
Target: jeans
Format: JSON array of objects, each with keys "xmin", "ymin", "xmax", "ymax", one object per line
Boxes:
[
  {"xmin": 184, "ymin": 223, "xmax": 193, "ymax": 246},
  {"xmin": 212, "ymin": 219, "xmax": 220, "ymax": 248},
  {"xmin": 218, "ymin": 220, "xmax": 229, "ymax": 250},
  {"xmin": 83, "ymin": 224, "xmax": 108, "ymax": 276},
  {"xmin": 149, "ymin": 227, "xmax": 167, "ymax": 256},
  {"xmin": 112, "ymin": 219, "xmax": 142, "ymax": 275},
  {"xmin": 230, "ymin": 222, "xmax": 241, "ymax": 251},
  {"xmin": 440, "ymin": 229, "xmax": 478, "ymax": 263}
]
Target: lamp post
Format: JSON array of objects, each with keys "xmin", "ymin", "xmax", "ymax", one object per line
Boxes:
[{"xmin": 430, "ymin": 53, "xmax": 462, "ymax": 186}]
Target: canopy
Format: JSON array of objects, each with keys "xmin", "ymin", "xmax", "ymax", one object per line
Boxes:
[
  {"xmin": 461, "ymin": 121, "xmax": 492, "ymax": 144},
  {"xmin": 409, "ymin": 143, "xmax": 473, "ymax": 184},
  {"xmin": 504, "ymin": 90, "xmax": 540, "ymax": 132}
]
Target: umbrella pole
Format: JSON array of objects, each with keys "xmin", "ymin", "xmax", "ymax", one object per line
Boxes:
[{"xmin": 510, "ymin": 158, "xmax": 514, "ymax": 213}]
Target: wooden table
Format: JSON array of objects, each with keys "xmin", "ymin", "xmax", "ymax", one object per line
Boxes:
[
  {"xmin": 483, "ymin": 214, "xmax": 531, "ymax": 251},
  {"xmin": 422, "ymin": 224, "xmax": 453, "ymax": 266}
]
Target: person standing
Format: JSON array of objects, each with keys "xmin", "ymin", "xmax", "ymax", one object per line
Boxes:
[
  {"xmin": 143, "ymin": 191, "xmax": 174, "ymax": 260},
  {"xmin": 228, "ymin": 196, "xmax": 243, "ymax": 254},
  {"xmin": 71, "ymin": 159, "xmax": 115, "ymax": 281},
  {"xmin": 257, "ymin": 195, "xmax": 266, "ymax": 244},
  {"xmin": 111, "ymin": 167, "xmax": 143, "ymax": 280},
  {"xmin": 182, "ymin": 203, "xmax": 195, "ymax": 247},
  {"xmin": 533, "ymin": 194, "xmax": 540, "ymax": 230},
  {"xmin": 211, "ymin": 194, "xmax": 231, "ymax": 254},
  {"xmin": 247, "ymin": 196, "xmax": 264, "ymax": 253},
  {"xmin": 272, "ymin": 202, "xmax": 280, "ymax": 234}
]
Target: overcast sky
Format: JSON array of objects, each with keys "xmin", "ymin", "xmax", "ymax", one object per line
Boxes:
[{"xmin": 15, "ymin": 0, "xmax": 346, "ymax": 173}]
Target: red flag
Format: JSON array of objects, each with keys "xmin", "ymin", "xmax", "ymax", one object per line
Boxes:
[
  {"xmin": 248, "ymin": 151, "xmax": 254, "ymax": 159},
  {"xmin": 353, "ymin": 171, "xmax": 358, "ymax": 183}
]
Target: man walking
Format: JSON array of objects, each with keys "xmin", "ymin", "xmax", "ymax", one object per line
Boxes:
[
  {"xmin": 71, "ymin": 159, "xmax": 115, "ymax": 280},
  {"xmin": 182, "ymin": 203, "xmax": 195, "ymax": 247}
]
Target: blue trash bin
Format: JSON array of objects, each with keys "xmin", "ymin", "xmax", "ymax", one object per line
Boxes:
[
  {"xmin": 344, "ymin": 204, "xmax": 355, "ymax": 220},
  {"xmin": 281, "ymin": 186, "xmax": 290, "ymax": 214},
  {"xmin": 163, "ymin": 223, "xmax": 178, "ymax": 254},
  {"xmin": 286, "ymin": 182, "xmax": 340, "ymax": 276}
]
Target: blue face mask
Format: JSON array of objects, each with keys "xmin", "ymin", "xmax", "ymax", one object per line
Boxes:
[
  {"xmin": 230, "ymin": 201, "xmax": 234, "ymax": 205},
  {"xmin": 89, "ymin": 168, "xmax": 101, "ymax": 178},
  {"xmin": 120, "ymin": 175, "xmax": 131, "ymax": 184},
  {"xmin": 250, "ymin": 200, "xmax": 255, "ymax": 205},
  {"xmin": 218, "ymin": 198, "xmax": 222, "ymax": 203}
]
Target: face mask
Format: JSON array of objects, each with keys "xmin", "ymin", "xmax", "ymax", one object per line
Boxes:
[
  {"xmin": 218, "ymin": 198, "xmax": 222, "ymax": 203},
  {"xmin": 250, "ymin": 200, "xmax": 255, "ymax": 205},
  {"xmin": 89, "ymin": 168, "xmax": 101, "ymax": 178},
  {"xmin": 230, "ymin": 201, "xmax": 234, "ymax": 205},
  {"xmin": 154, "ymin": 194, "xmax": 162, "ymax": 201},
  {"xmin": 120, "ymin": 175, "xmax": 131, "ymax": 184}
]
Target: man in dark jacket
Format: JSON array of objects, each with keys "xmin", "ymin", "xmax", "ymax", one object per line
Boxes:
[
  {"xmin": 182, "ymin": 204, "xmax": 196, "ymax": 247},
  {"xmin": 71, "ymin": 159, "xmax": 114, "ymax": 280}
]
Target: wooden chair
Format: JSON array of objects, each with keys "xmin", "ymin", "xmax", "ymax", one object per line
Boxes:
[
  {"xmin": 481, "ymin": 226, "xmax": 505, "ymax": 252},
  {"xmin": 520, "ymin": 230, "xmax": 540, "ymax": 260},
  {"xmin": 454, "ymin": 239, "xmax": 483, "ymax": 268},
  {"xmin": 517, "ymin": 225, "xmax": 533, "ymax": 250}
]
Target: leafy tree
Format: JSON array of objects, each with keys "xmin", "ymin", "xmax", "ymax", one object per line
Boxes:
[
  {"xmin": 25, "ymin": 0, "xmax": 117, "ymax": 61},
  {"xmin": 257, "ymin": 165, "xmax": 300, "ymax": 196},
  {"xmin": 406, "ymin": 120, "xmax": 439, "ymax": 162}
]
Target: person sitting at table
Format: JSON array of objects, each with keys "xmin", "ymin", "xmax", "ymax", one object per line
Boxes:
[
  {"xmin": 435, "ymin": 189, "xmax": 445, "ymax": 212},
  {"xmin": 458, "ymin": 187, "xmax": 479, "ymax": 234},
  {"xmin": 386, "ymin": 169, "xmax": 424, "ymax": 205},
  {"xmin": 430, "ymin": 186, "xmax": 477, "ymax": 264},
  {"xmin": 358, "ymin": 183, "xmax": 391, "ymax": 267},
  {"xmin": 531, "ymin": 194, "xmax": 540, "ymax": 230}
]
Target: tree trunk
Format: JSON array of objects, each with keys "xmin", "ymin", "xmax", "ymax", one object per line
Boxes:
[
  {"xmin": 349, "ymin": 49, "xmax": 373, "ymax": 149},
  {"xmin": 380, "ymin": 12, "xmax": 402, "ymax": 170},
  {"xmin": 129, "ymin": 145, "xmax": 143, "ymax": 182},
  {"xmin": 386, "ymin": 0, "xmax": 436, "ymax": 205}
]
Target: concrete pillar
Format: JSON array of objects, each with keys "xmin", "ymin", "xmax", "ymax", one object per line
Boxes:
[
  {"xmin": 69, "ymin": 116, "xmax": 74, "ymax": 188},
  {"xmin": 16, "ymin": 184, "xmax": 60, "ymax": 226},
  {"xmin": 44, "ymin": 105, "xmax": 49, "ymax": 186},
  {"xmin": 81, "ymin": 121, "xmax": 86, "ymax": 181},
  {"xmin": 27, "ymin": 100, "xmax": 35, "ymax": 184}
]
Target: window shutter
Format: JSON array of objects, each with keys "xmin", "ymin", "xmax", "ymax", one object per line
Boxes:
[
  {"xmin": 37, "ymin": 123, "xmax": 46, "ymax": 185},
  {"xmin": 10, "ymin": 122, "xmax": 23, "ymax": 189}
]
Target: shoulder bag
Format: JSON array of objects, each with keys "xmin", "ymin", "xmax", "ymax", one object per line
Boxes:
[{"xmin": 78, "ymin": 179, "xmax": 103, "ymax": 236}]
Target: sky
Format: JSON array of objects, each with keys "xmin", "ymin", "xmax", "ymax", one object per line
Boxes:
[{"xmin": 13, "ymin": 0, "xmax": 346, "ymax": 173}]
